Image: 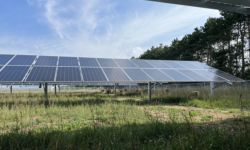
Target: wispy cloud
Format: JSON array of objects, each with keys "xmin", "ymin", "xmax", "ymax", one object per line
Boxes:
[{"xmin": 1, "ymin": 0, "xmax": 220, "ymax": 58}]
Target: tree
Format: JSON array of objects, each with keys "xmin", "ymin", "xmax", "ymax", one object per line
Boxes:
[{"xmin": 139, "ymin": 11, "xmax": 250, "ymax": 79}]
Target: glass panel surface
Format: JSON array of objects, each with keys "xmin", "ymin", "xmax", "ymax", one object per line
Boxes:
[
  {"xmin": 124, "ymin": 69, "xmax": 152, "ymax": 81},
  {"xmin": 103, "ymin": 68, "xmax": 130, "ymax": 82},
  {"xmin": 177, "ymin": 70, "xmax": 209, "ymax": 81},
  {"xmin": 209, "ymin": 69, "xmax": 244, "ymax": 82},
  {"xmin": 35, "ymin": 56, "xmax": 58, "ymax": 66},
  {"xmin": 114, "ymin": 59, "xmax": 137, "ymax": 68},
  {"xmin": 82, "ymin": 68, "xmax": 107, "ymax": 82},
  {"xmin": 193, "ymin": 70, "xmax": 226, "ymax": 82},
  {"xmin": 162, "ymin": 61, "xmax": 186, "ymax": 69},
  {"xmin": 131, "ymin": 60, "xmax": 154, "ymax": 68},
  {"xmin": 97, "ymin": 58, "xmax": 118, "ymax": 67},
  {"xmin": 79, "ymin": 58, "xmax": 99, "ymax": 67},
  {"xmin": 58, "ymin": 57, "xmax": 79, "ymax": 66},
  {"xmin": 0, "ymin": 54, "xmax": 14, "ymax": 65},
  {"xmin": 143, "ymin": 69, "xmax": 173, "ymax": 81},
  {"xmin": 9, "ymin": 55, "xmax": 36, "ymax": 65},
  {"xmin": 176, "ymin": 61, "xmax": 199, "ymax": 69},
  {"xmin": 161, "ymin": 69, "xmax": 193, "ymax": 81},
  {"xmin": 146, "ymin": 60, "xmax": 171, "ymax": 68},
  {"xmin": 56, "ymin": 67, "xmax": 81, "ymax": 81},
  {"xmin": 26, "ymin": 67, "xmax": 56, "ymax": 82},
  {"xmin": 0, "ymin": 66, "xmax": 29, "ymax": 81}
]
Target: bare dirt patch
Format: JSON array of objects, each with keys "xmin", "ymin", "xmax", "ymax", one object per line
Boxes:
[{"xmin": 142, "ymin": 105, "xmax": 246, "ymax": 123}]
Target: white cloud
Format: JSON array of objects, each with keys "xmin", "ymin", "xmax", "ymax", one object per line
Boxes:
[
  {"xmin": 1, "ymin": 0, "xmax": 220, "ymax": 58},
  {"xmin": 44, "ymin": 0, "xmax": 65, "ymax": 39}
]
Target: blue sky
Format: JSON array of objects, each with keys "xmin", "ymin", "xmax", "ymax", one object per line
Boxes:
[{"xmin": 0, "ymin": 0, "xmax": 220, "ymax": 58}]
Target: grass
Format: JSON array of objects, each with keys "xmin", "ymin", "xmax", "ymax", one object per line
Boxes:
[{"xmin": 0, "ymin": 86, "xmax": 249, "ymax": 149}]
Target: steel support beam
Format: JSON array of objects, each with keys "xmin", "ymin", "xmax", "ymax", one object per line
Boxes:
[
  {"xmin": 114, "ymin": 83, "xmax": 117, "ymax": 95},
  {"xmin": 210, "ymin": 82, "xmax": 215, "ymax": 97},
  {"xmin": 44, "ymin": 83, "xmax": 49, "ymax": 108},
  {"xmin": 148, "ymin": 82, "xmax": 152, "ymax": 101},
  {"xmin": 54, "ymin": 84, "xmax": 57, "ymax": 95},
  {"xmin": 10, "ymin": 85, "xmax": 13, "ymax": 94}
]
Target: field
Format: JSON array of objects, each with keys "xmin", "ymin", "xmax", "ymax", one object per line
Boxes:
[{"xmin": 0, "ymin": 85, "xmax": 250, "ymax": 150}]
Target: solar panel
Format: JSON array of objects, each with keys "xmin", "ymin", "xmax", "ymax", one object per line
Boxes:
[
  {"xmin": 82, "ymin": 68, "xmax": 107, "ymax": 82},
  {"xmin": 177, "ymin": 70, "xmax": 209, "ymax": 81},
  {"xmin": 103, "ymin": 68, "xmax": 130, "ymax": 82},
  {"xmin": 193, "ymin": 70, "xmax": 226, "ymax": 82},
  {"xmin": 175, "ymin": 61, "xmax": 198, "ymax": 69},
  {"xmin": 35, "ymin": 56, "xmax": 58, "ymax": 66},
  {"xmin": 114, "ymin": 59, "xmax": 137, "ymax": 68},
  {"xmin": 79, "ymin": 58, "xmax": 99, "ymax": 67},
  {"xmin": 58, "ymin": 57, "xmax": 79, "ymax": 66},
  {"xmin": 0, "ymin": 54, "xmax": 14, "ymax": 65},
  {"xmin": 8, "ymin": 55, "xmax": 36, "ymax": 66},
  {"xmin": 161, "ymin": 69, "xmax": 193, "ymax": 81},
  {"xmin": 124, "ymin": 69, "xmax": 152, "ymax": 81},
  {"xmin": 26, "ymin": 67, "xmax": 56, "ymax": 82},
  {"xmin": 150, "ymin": 0, "xmax": 250, "ymax": 16},
  {"xmin": 0, "ymin": 53, "xmax": 243, "ymax": 84},
  {"xmin": 161, "ymin": 61, "xmax": 186, "ymax": 69},
  {"xmin": 146, "ymin": 60, "xmax": 171, "ymax": 68},
  {"xmin": 0, "ymin": 66, "xmax": 30, "ymax": 82},
  {"xmin": 143, "ymin": 69, "xmax": 173, "ymax": 81},
  {"xmin": 98, "ymin": 58, "xmax": 118, "ymax": 67},
  {"xmin": 209, "ymin": 69, "xmax": 243, "ymax": 82},
  {"xmin": 131, "ymin": 60, "xmax": 154, "ymax": 68},
  {"xmin": 56, "ymin": 67, "xmax": 81, "ymax": 82}
]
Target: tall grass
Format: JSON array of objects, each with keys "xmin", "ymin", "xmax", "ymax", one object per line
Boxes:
[{"xmin": 0, "ymin": 85, "xmax": 249, "ymax": 149}]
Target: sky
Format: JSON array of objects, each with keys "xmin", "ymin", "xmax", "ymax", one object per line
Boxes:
[{"xmin": 0, "ymin": 0, "xmax": 220, "ymax": 58}]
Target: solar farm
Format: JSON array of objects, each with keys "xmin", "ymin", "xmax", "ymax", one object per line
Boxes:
[
  {"xmin": 1, "ymin": 1, "xmax": 250, "ymax": 149},
  {"xmin": 0, "ymin": 54, "xmax": 244, "ymax": 104},
  {"xmin": 0, "ymin": 54, "xmax": 249, "ymax": 149}
]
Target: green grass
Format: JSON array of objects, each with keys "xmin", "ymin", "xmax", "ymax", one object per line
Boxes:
[{"xmin": 0, "ymin": 90, "xmax": 249, "ymax": 149}]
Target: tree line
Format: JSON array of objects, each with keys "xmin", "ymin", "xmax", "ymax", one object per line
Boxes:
[{"xmin": 139, "ymin": 12, "xmax": 250, "ymax": 79}]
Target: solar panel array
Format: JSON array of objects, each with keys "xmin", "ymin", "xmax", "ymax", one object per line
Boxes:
[{"xmin": 0, "ymin": 54, "xmax": 244, "ymax": 84}]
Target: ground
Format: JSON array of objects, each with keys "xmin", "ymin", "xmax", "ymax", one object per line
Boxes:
[{"xmin": 0, "ymin": 90, "xmax": 249, "ymax": 149}]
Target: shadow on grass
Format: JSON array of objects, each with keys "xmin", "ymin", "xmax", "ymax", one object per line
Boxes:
[
  {"xmin": 0, "ymin": 99, "xmax": 106, "ymax": 109},
  {"xmin": 121, "ymin": 97, "xmax": 189, "ymax": 105},
  {"xmin": 50, "ymin": 99, "xmax": 106, "ymax": 107},
  {"xmin": 0, "ymin": 97, "xmax": 189, "ymax": 109},
  {"xmin": 0, "ymin": 94, "xmax": 247, "ymax": 109},
  {"xmin": 0, "ymin": 117, "xmax": 249, "ymax": 150}
]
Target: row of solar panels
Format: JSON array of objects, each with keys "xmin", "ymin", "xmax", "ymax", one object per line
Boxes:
[
  {"xmin": 0, "ymin": 54, "xmax": 243, "ymax": 84},
  {"xmin": 0, "ymin": 54, "xmax": 210, "ymax": 69}
]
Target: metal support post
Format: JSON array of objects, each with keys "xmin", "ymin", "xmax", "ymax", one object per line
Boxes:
[
  {"xmin": 148, "ymin": 82, "xmax": 152, "ymax": 101},
  {"xmin": 10, "ymin": 85, "xmax": 13, "ymax": 94},
  {"xmin": 114, "ymin": 83, "xmax": 119, "ymax": 95},
  {"xmin": 210, "ymin": 82, "xmax": 215, "ymax": 97},
  {"xmin": 54, "ymin": 84, "xmax": 57, "ymax": 95},
  {"xmin": 114, "ymin": 83, "xmax": 117, "ymax": 95},
  {"xmin": 44, "ymin": 83, "xmax": 49, "ymax": 108}
]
